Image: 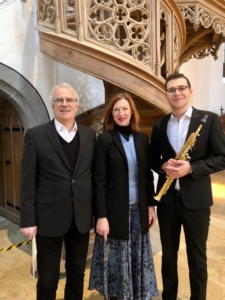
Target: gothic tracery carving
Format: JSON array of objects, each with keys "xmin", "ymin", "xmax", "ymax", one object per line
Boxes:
[
  {"xmin": 160, "ymin": 7, "xmax": 168, "ymax": 78},
  {"xmin": 190, "ymin": 45, "xmax": 217, "ymax": 60},
  {"xmin": 66, "ymin": 0, "xmax": 76, "ymax": 31},
  {"xmin": 39, "ymin": 0, "xmax": 56, "ymax": 25},
  {"xmin": 88, "ymin": 0, "xmax": 152, "ymax": 66},
  {"xmin": 174, "ymin": 28, "xmax": 180, "ymax": 72},
  {"xmin": 179, "ymin": 5, "xmax": 225, "ymax": 36},
  {"xmin": 179, "ymin": 5, "xmax": 195, "ymax": 25}
]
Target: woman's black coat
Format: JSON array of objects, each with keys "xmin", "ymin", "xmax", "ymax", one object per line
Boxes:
[{"xmin": 93, "ymin": 130, "xmax": 155, "ymax": 240}]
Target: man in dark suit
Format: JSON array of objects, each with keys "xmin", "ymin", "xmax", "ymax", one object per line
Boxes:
[
  {"xmin": 149, "ymin": 73, "xmax": 225, "ymax": 300},
  {"xmin": 20, "ymin": 83, "xmax": 96, "ymax": 300}
]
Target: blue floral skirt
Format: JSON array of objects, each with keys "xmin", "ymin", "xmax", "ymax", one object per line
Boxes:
[{"xmin": 88, "ymin": 202, "xmax": 158, "ymax": 300}]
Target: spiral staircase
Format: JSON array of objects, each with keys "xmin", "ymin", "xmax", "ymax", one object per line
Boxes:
[{"xmin": 36, "ymin": 0, "xmax": 225, "ymax": 136}]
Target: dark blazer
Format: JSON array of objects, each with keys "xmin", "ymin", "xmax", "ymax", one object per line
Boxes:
[
  {"xmin": 93, "ymin": 130, "xmax": 155, "ymax": 240},
  {"xmin": 20, "ymin": 120, "xmax": 96, "ymax": 237},
  {"xmin": 149, "ymin": 107, "xmax": 225, "ymax": 209}
]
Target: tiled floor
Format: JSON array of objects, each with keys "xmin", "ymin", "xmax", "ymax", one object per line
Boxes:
[{"xmin": 0, "ymin": 171, "xmax": 224, "ymax": 300}]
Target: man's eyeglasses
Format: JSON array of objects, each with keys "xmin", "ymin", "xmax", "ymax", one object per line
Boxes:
[
  {"xmin": 166, "ymin": 86, "xmax": 189, "ymax": 95},
  {"xmin": 54, "ymin": 98, "xmax": 78, "ymax": 106}
]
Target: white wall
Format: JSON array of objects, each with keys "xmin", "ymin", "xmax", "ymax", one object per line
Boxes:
[
  {"xmin": 0, "ymin": 0, "xmax": 56, "ymax": 116},
  {"xmin": 180, "ymin": 46, "xmax": 225, "ymax": 115}
]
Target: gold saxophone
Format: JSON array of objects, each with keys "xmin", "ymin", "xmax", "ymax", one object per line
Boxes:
[{"xmin": 154, "ymin": 114, "xmax": 208, "ymax": 201}]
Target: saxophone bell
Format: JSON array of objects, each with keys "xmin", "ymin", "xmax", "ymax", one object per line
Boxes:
[{"xmin": 154, "ymin": 195, "xmax": 162, "ymax": 202}]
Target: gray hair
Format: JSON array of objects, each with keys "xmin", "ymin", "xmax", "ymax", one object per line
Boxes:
[{"xmin": 49, "ymin": 83, "xmax": 79, "ymax": 106}]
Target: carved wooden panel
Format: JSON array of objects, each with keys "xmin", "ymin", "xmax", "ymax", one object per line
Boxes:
[
  {"xmin": 66, "ymin": 0, "xmax": 76, "ymax": 31},
  {"xmin": 88, "ymin": 0, "xmax": 153, "ymax": 67},
  {"xmin": 0, "ymin": 97, "xmax": 24, "ymax": 216},
  {"xmin": 39, "ymin": 0, "xmax": 56, "ymax": 25},
  {"xmin": 160, "ymin": 8, "xmax": 167, "ymax": 79},
  {"xmin": 179, "ymin": 3, "xmax": 225, "ymax": 63},
  {"xmin": 179, "ymin": 4, "xmax": 225, "ymax": 35}
]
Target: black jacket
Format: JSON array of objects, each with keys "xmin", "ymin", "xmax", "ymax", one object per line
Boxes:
[
  {"xmin": 93, "ymin": 130, "xmax": 155, "ymax": 240},
  {"xmin": 149, "ymin": 107, "xmax": 225, "ymax": 208},
  {"xmin": 20, "ymin": 120, "xmax": 96, "ymax": 236}
]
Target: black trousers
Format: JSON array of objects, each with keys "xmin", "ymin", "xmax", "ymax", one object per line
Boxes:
[
  {"xmin": 157, "ymin": 194, "xmax": 210, "ymax": 300},
  {"xmin": 36, "ymin": 217, "xmax": 89, "ymax": 300}
]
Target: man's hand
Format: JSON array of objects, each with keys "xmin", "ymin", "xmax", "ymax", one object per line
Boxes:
[
  {"xmin": 162, "ymin": 159, "xmax": 192, "ymax": 178},
  {"xmin": 20, "ymin": 226, "xmax": 37, "ymax": 240},
  {"xmin": 96, "ymin": 218, "xmax": 109, "ymax": 241},
  {"xmin": 149, "ymin": 206, "xmax": 157, "ymax": 228}
]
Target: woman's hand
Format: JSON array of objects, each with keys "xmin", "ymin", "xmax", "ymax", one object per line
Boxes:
[
  {"xmin": 96, "ymin": 218, "xmax": 109, "ymax": 241},
  {"xmin": 148, "ymin": 206, "xmax": 157, "ymax": 228}
]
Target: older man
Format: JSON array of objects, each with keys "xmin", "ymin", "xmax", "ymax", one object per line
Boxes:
[{"xmin": 20, "ymin": 83, "xmax": 96, "ymax": 300}]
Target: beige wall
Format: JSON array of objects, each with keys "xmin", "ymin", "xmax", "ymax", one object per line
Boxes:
[{"xmin": 181, "ymin": 46, "xmax": 225, "ymax": 115}]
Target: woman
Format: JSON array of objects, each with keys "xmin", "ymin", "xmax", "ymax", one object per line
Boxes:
[{"xmin": 89, "ymin": 93, "xmax": 158, "ymax": 300}]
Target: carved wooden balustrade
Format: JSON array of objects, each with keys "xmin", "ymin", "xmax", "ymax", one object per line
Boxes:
[
  {"xmin": 36, "ymin": 0, "xmax": 186, "ymax": 114},
  {"xmin": 36, "ymin": 0, "xmax": 225, "ymax": 114},
  {"xmin": 177, "ymin": 0, "xmax": 225, "ymax": 64}
]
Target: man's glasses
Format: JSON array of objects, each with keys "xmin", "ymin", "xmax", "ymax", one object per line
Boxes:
[
  {"xmin": 166, "ymin": 86, "xmax": 189, "ymax": 95},
  {"xmin": 54, "ymin": 98, "xmax": 78, "ymax": 106}
]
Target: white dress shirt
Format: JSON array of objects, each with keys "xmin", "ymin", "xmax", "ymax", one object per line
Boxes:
[
  {"xmin": 54, "ymin": 119, "xmax": 77, "ymax": 142},
  {"xmin": 167, "ymin": 106, "xmax": 193, "ymax": 190}
]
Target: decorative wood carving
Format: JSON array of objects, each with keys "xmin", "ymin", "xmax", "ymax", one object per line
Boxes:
[
  {"xmin": 36, "ymin": 0, "xmax": 186, "ymax": 76},
  {"xmin": 179, "ymin": 4, "xmax": 225, "ymax": 36},
  {"xmin": 191, "ymin": 45, "xmax": 217, "ymax": 60},
  {"xmin": 160, "ymin": 8, "xmax": 167, "ymax": 78},
  {"xmin": 178, "ymin": 2, "xmax": 225, "ymax": 63},
  {"xmin": 39, "ymin": 0, "xmax": 56, "ymax": 25},
  {"xmin": 66, "ymin": 0, "xmax": 76, "ymax": 31},
  {"xmin": 35, "ymin": 0, "xmax": 225, "ymax": 113},
  {"xmin": 174, "ymin": 28, "xmax": 180, "ymax": 72},
  {"xmin": 88, "ymin": 0, "xmax": 152, "ymax": 67}
]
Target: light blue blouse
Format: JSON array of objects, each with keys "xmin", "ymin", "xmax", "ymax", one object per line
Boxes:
[{"xmin": 119, "ymin": 133, "xmax": 139, "ymax": 204}]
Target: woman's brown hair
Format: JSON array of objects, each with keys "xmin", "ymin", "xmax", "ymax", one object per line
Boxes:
[{"xmin": 104, "ymin": 93, "xmax": 140, "ymax": 132}]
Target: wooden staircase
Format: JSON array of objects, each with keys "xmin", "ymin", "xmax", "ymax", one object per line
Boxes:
[{"xmin": 35, "ymin": 1, "xmax": 225, "ymax": 134}]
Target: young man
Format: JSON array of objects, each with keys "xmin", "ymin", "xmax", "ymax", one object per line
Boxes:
[
  {"xmin": 20, "ymin": 83, "xmax": 96, "ymax": 300},
  {"xmin": 149, "ymin": 73, "xmax": 225, "ymax": 300}
]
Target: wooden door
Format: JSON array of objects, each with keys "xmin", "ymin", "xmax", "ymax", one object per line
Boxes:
[{"xmin": 0, "ymin": 97, "xmax": 24, "ymax": 222}]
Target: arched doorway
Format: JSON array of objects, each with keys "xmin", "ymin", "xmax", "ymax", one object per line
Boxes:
[
  {"xmin": 0, "ymin": 97, "xmax": 24, "ymax": 221},
  {"xmin": 0, "ymin": 63, "xmax": 50, "ymax": 223}
]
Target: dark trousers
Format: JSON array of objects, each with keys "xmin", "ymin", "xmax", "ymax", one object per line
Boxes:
[
  {"xmin": 157, "ymin": 195, "xmax": 210, "ymax": 300},
  {"xmin": 36, "ymin": 217, "xmax": 89, "ymax": 300}
]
